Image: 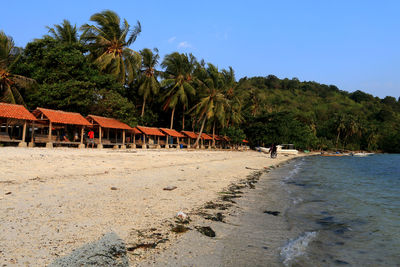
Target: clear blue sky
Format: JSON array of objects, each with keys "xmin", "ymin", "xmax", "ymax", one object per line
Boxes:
[{"xmin": 1, "ymin": 0, "xmax": 399, "ymax": 99}]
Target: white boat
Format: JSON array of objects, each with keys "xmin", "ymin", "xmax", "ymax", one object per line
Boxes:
[
  {"xmin": 277, "ymin": 144, "xmax": 299, "ymax": 155},
  {"xmin": 352, "ymin": 152, "xmax": 374, "ymax": 157}
]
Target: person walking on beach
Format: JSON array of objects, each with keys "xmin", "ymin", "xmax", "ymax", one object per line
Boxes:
[
  {"xmin": 269, "ymin": 143, "xmax": 277, "ymax": 158},
  {"xmin": 88, "ymin": 129, "xmax": 95, "ymax": 148}
]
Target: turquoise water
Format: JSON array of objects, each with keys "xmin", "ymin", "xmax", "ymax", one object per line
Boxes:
[{"xmin": 281, "ymin": 155, "xmax": 400, "ymax": 266}]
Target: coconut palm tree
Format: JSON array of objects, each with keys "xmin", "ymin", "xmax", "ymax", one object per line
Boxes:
[
  {"xmin": 0, "ymin": 31, "xmax": 35, "ymax": 104},
  {"xmin": 221, "ymin": 67, "xmax": 243, "ymax": 128},
  {"xmin": 161, "ymin": 52, "xmax": 196, "ymax": 129},
  {"xmin": 138, "ymin": 48, "xmax": 160, "ymax": 117},
  {"xmin": 45, "ymin": 19, "xmax": 79, "ymax": 44},
  {"xmin": 191, "ymin": 64, "xmax": 228, "ymax": 148},
  {"xmin": 80, "ymin": 10, "xmax": 141, "ymax": 84}
]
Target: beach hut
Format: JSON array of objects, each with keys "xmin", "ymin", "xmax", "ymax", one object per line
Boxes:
[
  {"xmin": 159, "ymin": 128, "xmax": 185, "ymax": 149},
  {"xmin": 31, "ymin": 108, "xmax": 91, "ymax": 148},
  {"xmin": 135, "ymin": 126, "xmax": 165, "ymax": 149},
  {"xmin": 200, "ymin": 133, "xmax": 213, "ymax": 149},
  {"xmin": 213, "ymin": 135, "xmax": 223, "ymax": 149},
  {"xmin": 181, "ymin": 131, "xmax": 198, "ymax": 149},
  {"xmin": 241, "ymin": 139, "xmax": 249, "ymax": 150},
  {"xmin": 86, "ymin": 115, "xmax": 133, "ymax": 149},
  {"xmin": 0, "ymin": 102, "xmax": 37, "ymax": 147}
]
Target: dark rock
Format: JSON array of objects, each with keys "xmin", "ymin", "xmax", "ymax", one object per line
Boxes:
[
  {"xmin": 5, "ymin": 192, "xmax": 11, "ymax": 195},
  {"xmin": 110, "ymin": 187, "xmax": 118, "ymax": 190},
  {"xmin": 49, "ymin": 232, "xmax": 128, "ymax": 267},
  {"xmin": 203, "ymin": 212, "xmax": 225, "ymax": 222},
  {"xmin": 334, "ymin": 259, "xmax": 349, "ymax": 265},
  {"xmin": 262, "ymin": 246, "xmax": 268, "ymax": 250},
  {"xmin": 263, "ymin": 210, "xmax": 280, "ymax": 216},
  {"xmin": 335, "ymin": 242, "xmax": 345, "ymax": 246},
  {"xmin": 163, "ymin": 186, "xmax": 177, "ymax": 191},
  {"xmin": 204, "ymin": 201, "xmax": 232, "ymax": 210},
  {"xmin": 171, "ymin": 224, "xmax": 189, "ymax": 233},
  {"xmin": 195, "ymin": 226, "xmax": 216, "ymax": 237}
]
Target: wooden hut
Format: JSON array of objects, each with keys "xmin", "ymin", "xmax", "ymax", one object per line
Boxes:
[
  {"xmin": 31, "ymin": 108, "xmax": 91, "ymax": 148},
  {"xmin": 0, "ymin": 103, "xmax": 37, "ymax": 147},
  {"xmin": 200, "ymin": 133, "xmax": 213, "ymax": 149},
  {"xmin": 86, "ymin": 115, "xmax": 133, "ymax": 149},
  {"xmin": 136, "ymin": 126, "xmax": 165, "ymax": 149},
  {"xmin": 181, "ymin": 131, "xmax": 198, "ymax": 149},
  {"xmin": 159, "ymin": 128, "xmax": 185, "ymax": 149}
]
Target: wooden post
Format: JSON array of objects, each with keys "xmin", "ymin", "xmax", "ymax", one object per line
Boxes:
[
  {"xmin": 79, "ymin": 126, "xmax": 85, "ymax": 149},
  {"xmin": 21, "ymin": 121, "xmax": 27, "ymax": 141},
  {"xmin": 133, "ymin": 134, "xmax": 136, "ymax": 148},
  {"xmin": 121, "ymin": 129, "xmax": 126, "ymax": 149},
  {"xmin": 177, "ymin": 137, "xmax": 180, "ymax": 149},
  {"xmin": 29, "ymin": 121, "xmax": 35, "ymax": 147},
  {"xmin": 18, "ymin": 121, "xmax": 27, "ymax": 147},
  {"xmin": 142, "ymin": 134, "xmax": 146, "ymax": 149},
  {"xmin": 48, "ymin": 122, "xmax": 52, "ymax": 142},
  {"xmin": 46, "ymin": 122, "xmax": 53, "ymax": 148},
  {"xmin": 188, "ymin": 138, "xmax": 191, "ymax": 149},
  {"xmin": 107, "ymin": 128, "xmax": 110, "ymax": 140},
  {"xmin": 99, "ymin": 126, "xmax": 102, "ymax": 144}
]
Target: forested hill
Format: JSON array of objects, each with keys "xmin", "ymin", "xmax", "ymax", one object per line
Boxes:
[{"xmin": 236, "ymin": 76, "xmax": 400, "ymax": 152}]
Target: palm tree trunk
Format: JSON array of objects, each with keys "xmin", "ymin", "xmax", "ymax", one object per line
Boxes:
[
  {"xmin": 170, "ymin": 107, "xmax": 175, "ymax": 129},
  {"xmin": 335, "ymin": 131, "xmax": 340, "ymax": 150},
  {"xmin": 194, "ymin": 116, "xmax": 207, "ymax": 148},
  {"xmin": 141, "ymin": 97, "xmax": 146, "ymax": 117},
  {"xmin": 182, "ymin": 107, "xmax": 185, "ymax": 130},
  {"xmin": 212, "ymin": 121, "xmax": 216, "ymax": 147}
]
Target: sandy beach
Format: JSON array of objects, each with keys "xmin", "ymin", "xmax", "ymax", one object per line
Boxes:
[{"xmin": 0, "ymin": 147, "xmax": 300, "ymax": 266}]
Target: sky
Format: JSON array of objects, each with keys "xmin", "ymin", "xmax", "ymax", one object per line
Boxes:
[{"xmin": 1, "ymin": 0, "xmax": 399, "ymax": 99}]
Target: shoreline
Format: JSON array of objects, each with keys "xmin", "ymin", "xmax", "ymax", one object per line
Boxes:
[
  {"xmin": 136, "ymin": 157, "xmax": 303, "ymax": 266},
  {"xmin": 0, "ymin": 147, "xmax": 306, "ymax": 266}
]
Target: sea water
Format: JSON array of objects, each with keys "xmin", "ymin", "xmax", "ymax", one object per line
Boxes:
[{"xmin": 280, "ymin": 154, "xmax": 400, "ymax": 266}]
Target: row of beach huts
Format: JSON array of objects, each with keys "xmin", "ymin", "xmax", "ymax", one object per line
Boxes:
[{"xmin": 0, "ymin": 102, "xmax": 249, "ymax": 150}]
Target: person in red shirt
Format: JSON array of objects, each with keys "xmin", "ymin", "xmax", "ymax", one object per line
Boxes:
[{"xmin": 88, "ymin": 129, "xmax": 95, "ymax": 148}]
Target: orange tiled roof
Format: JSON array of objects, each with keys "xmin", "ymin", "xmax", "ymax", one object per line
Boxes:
[
  {"xmin": 136, "ymin": 126, "xmax": 165, "ymax": 136},
  {"xmin": 214, "ymin": 135, "xmax": 222, "ymax": 141},
  {"xmin": 132, "ymin": 127, "xmax": 141, "ymax": 134},
  {"xmin": 33, "ymin": 108, "xmax": 91, "ymax": 126},
  {"xmin": 200, "ymin": 133, "xmax": 213, "ymax": 140},
  {"xmin": 87, "ymin": 115, "xmax": 132, "ymax": 130},
  {"xmin": 0, "ymin": 102, "xmax": 37, "ymax": 121},
  {"xmin": 223, "ymin": 136, "xmax": 231, "ymax": 142},
  {"xmin": 243, "ymin": 139, "xmax": 249, "ymax": 143},
  {"xmin": 159, "ymin": 128, "xmax": 185, "ymax": 138},
  {"xmin": 181, "ymin": 131, "xmax": 198, "ymax": 139}
]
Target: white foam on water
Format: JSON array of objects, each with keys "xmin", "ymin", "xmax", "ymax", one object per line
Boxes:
[{"xmin": 280, "ymin": 231, "xmax": 317, "ymax": 266}]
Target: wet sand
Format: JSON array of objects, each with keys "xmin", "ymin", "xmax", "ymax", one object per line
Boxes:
[{"xmin": 0, "ymin": 147, "xmax": 301, "ymax": 266}]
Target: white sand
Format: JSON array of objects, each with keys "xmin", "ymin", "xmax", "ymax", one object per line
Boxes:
[{"xmin": 0, "ymin": 147, "xmax": 299, "ymax": 266}]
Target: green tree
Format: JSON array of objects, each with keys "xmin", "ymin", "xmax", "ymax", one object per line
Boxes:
[
  {"xmin": 191, "ymin": 64, "xmax": 228, "ymax": 147},
  {"xmin": 0, "ymin": 31, "xmax": 35, "ymax": 104},
  {"xmin": 13, "ymin": 37, "xmax": 136, "ymax": 122},
  {"xmin": 45, "ymin": 19, "xmax": 79, "ymax": 44},
  {"xmin": 138, "ymin": 48, "xmax": 160, "ymax": 118},
  {"xmin": 161, "ymin": 52, "xmax": 196, "ymax": 129},
  {"xmin": 81, "ymin": 10, "xmax": 141, "ymax": 84}
]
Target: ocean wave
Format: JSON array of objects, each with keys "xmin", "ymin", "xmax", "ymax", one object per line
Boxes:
[{"xmin": 280, "ymin": 231, "xmax": 317, "ymax": 266}]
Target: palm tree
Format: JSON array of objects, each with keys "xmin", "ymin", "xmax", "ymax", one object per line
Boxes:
[
  {"xmin": 221, "ymin": 67, "xmax": 243, "ymax": 128},
  {"xmin": 138, "ymin": 48, "xmax": 160, "ymax": 117},
  {"xmin": 45, "ymin": 19, "xmax": 79, "ymax": 44},
  {"xmin": 0, "ymin": 31, "xmax": 35, "ymax": 104},
  {"xmin": 81, "ymin": 10, "xmax": 141, "ymax": 84},
  {"xmin": 161, "ymin": 52, "xmax": 196, "ymax": 129},
  {"xmin": 334, "ymin": 114, "xmax": 346, "ymax": 150},
  {"xmin": 191, "ymin": 64, "xmax": 228, "ymax": 148}
]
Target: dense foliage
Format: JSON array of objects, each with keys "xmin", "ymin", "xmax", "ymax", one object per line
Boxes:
[{"xmin": 1, "ymin": 11, "xmax": 399, "ymax": 152}]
